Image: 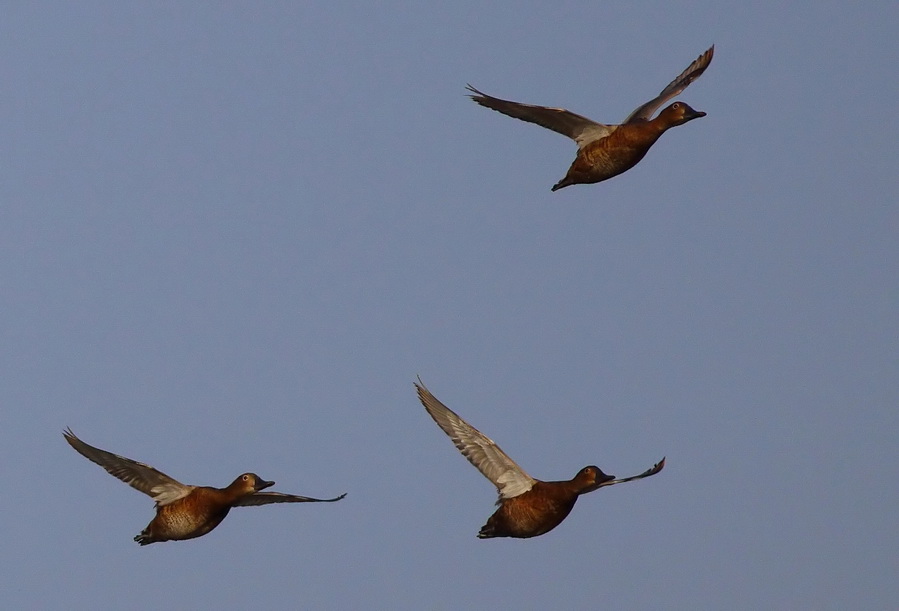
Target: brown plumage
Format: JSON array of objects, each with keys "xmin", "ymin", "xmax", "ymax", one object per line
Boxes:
[
  {"xmin": 467, "ymin": 45, "xmax": 714, "ymax": 191},
  {"xmin": 63, "ymin": 428, "xmax": 346, "ymax": 545},
  {"xmin": 415, "ymin": 380, "xmax": 664, "ymax": 539}
]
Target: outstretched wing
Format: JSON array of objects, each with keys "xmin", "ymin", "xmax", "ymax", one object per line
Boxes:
[
  {"xmin": 624, "ymin": 46, "xmax": 714, "ymax": 123},
  {"xmin": 609, "ymin": 457, "xmax": 666, "ymax": 485},
  {"xmin": 234, "ymin": 491, "xmax": 347, "ymax": 507},
  {"xmin": 63, "ymin": 428, "xmax": 193, "ymax": 506},
  {"xmin": 416, "ymin": 379, "xmax": 536, "ymax": 500},
  {"xmin": 466, "ymin": 84, "xmax": 614, "ymax": 149}
]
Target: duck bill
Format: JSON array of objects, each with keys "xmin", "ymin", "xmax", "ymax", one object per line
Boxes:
[
  {"xmin": 590, "ymin": 472, "xmax": 617, "ymax": 491},
  {"xmin": 255, "ymin": 479, "xmax": 275, "ymax": 491},
  {"xmin": 685, "ymin": 109, "xmax": 706, "ymax": 121}
]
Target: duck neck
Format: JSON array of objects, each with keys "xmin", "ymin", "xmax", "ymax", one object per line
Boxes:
[{"xmin": 646, "ymin": 115, "xmax": 675, "ymax": 135}]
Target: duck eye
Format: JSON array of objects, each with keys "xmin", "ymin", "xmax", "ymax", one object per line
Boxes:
[
  {"xmin": 672, "ymin": 103, "xmax": 680, "ymax": 110},
  {"xmin": 242, "ymin": 475, "xmax": 249, "ymax": 482}
]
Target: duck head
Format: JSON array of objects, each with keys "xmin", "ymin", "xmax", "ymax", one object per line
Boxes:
[
  {"xmin": 572, "ymin": 465, "xmax": 616, "ymax": 494},
  {"xmin": 659, "ymin": 101, "xmax": 706, "ymax": 127},
  {"xmin": 232, "ymin": 473, "xmax": 275, "ymax": 493}
]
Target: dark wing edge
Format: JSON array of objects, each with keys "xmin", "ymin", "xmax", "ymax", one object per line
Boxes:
[
  {"xmin": 610, "ymin": 456, "xmax": 666, "ymax": 484},
  {"xmin": 234, "ymin": 491, "xmax": 347, "ymax": 507}
]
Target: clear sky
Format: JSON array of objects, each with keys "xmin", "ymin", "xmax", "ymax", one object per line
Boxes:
[{"xmin": 2, "ymin": 3, "xmax": 896, "ymax": 609}]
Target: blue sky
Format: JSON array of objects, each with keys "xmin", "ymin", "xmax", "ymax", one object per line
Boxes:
[{"xmin": 2, "ymin": 3, "xmax": 896, "ymax": 609}]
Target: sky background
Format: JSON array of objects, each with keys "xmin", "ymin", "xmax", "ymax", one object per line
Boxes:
[{"xmin": 2, "ymin": 3, "xmax": 896, "ymax": 610}]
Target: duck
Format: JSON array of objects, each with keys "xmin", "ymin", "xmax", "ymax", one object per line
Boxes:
[
  {"xmin": 416, "ymin": 380, "xmax": 664, "ymax": 538},
  {"xmin": 466, "ymin": 45, "xmax": 714, "ymax": 191},
  {"xmin": 63, "ymin": 428, "xmax": 346, "ymax": 545}
]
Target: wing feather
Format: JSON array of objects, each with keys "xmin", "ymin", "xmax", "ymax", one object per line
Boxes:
[
  {"xmin": 624, "ymin": 46, "xmax": 714, "ymax": 123},
  {"xmin": 416, "ymin": 380, "xmax": 535, "ymax": 499},
  {"xmin": 608, "ymin": 457, "xmax": 666, "ymax": 485},
  {"xmin": 467, "ymin": 84, "xmax": 613, "ymax": 149},
  {"xmin": 63, "ymin": 428, "xmax": 193, "ymax": 506},
  {"xmin": 234, "ymin": 491, "xmax": 347, "ymax": 507}
]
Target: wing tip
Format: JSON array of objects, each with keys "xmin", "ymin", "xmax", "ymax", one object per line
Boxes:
[
  {"xmin": 699, "ymin": 45, "xmax": 715, "ymax": 70},
  {"xmin": 653, "ymin": 456, "xmax": 666, "ymax": 473},
  {"xmin": 465, "ymin": 83, "xmax": 486, "ymax": 101}
]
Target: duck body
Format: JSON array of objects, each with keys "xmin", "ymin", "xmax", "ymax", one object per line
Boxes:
[
  {"xmin": 133, "ymin": 476, "xmax": 271, "ymax": 545},
  {"xmin": 550, "ymin": 103, "xmax": 704, "ymax": 190},
  {"xmin": 415, "ymin": 380, "xmax": 664, "ymax": 539},
  {"xmin": 63, "ymin": 428, "xmax": 346, "ymax": 545},
  {"xmin": 551, "ymin": 122, "xmax": 662, "ymax": 190},
  {"xmin": 467, "ymin": 45, "xmax": 714, "ymax": 191},
  {"xmin": 478, "ymin": 472, "xmax": 610, "ymax": 538}
]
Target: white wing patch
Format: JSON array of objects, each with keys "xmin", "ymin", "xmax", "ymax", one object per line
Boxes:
[
  {"xmin": 149, "ymin": 483, "xmax": 194, "ymax": 506},
  {"xmin": 495, "ymin": 470, "xmax": 534, "ymax": 499},
  {"xmin": 575, "ymin": 124, "xmax": 617, "ymax": 149}
]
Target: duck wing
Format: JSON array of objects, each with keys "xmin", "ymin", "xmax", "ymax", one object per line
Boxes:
[
  {"xmin": 466, "ymin": 84, "xmax": 613, "ymax": 149},
  {"xmin": 624, "ymin": 46, "xmax": 714, "ymax": 123},
  {"xmin": 234, "ymin": 491, "xmax": 347, "ymax": 506},
  {"xmin": 416, "ymin": 379, "xmax": 536, "ymax": 500},
  {"xmin": 608, "ymin": 457, "xmax": 666, "ymax": 485},
  {"xmin": 63, "ymin": 428, "xmax": 193, "ymax": 506}
]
